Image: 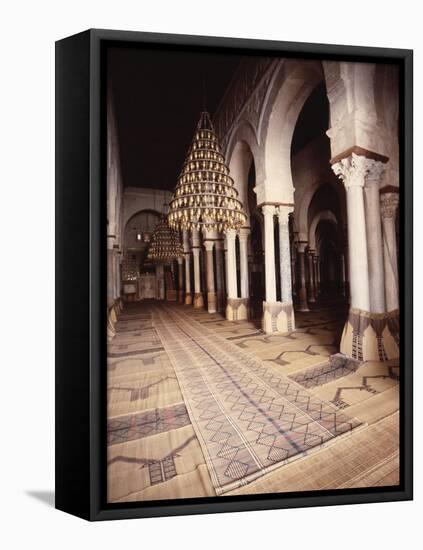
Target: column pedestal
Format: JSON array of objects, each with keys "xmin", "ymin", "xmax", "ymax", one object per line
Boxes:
[
  {"xmin": 107, "ymin": 304, "xmax": 118, "ymax": 342},
  {"xmin": 193, "ymin": 292, "xmax": 204, "ymax": 308},
  {"xmin": 262, "ymin": 301, "xmax": 295, "ymax": 334},
  {"xmin": 340, "ymin": 308, "xmax": 399, "ymax": 361},
  {"xmin": 226, "ymin": 297, "xmax": 249, "ymax": 321}
]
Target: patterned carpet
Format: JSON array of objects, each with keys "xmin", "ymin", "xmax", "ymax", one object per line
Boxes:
[
  {"xmin": 154, "ymin": 305, "xmax": 362, "ymax": 494},
  {"xmin": 107, "ymin": 301, "xmax": 400, "ymax": 503}
]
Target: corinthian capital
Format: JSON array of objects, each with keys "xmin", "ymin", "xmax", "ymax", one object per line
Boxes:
[
  {"xmin": 332, "ymin": 153, "xmax": 375, "ymax": 189},
  {"xmin": 380, "ymin": 192, "xmax": 399, "ymax": 218},
  {"xmin": 365, "ymin": 159, "xmax": 386, "ymax": 187}
]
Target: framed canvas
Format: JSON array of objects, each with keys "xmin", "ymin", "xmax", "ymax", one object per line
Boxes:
[{"xmin": 55, "ymin": 29, "xmax": 413, "ymax": 521}]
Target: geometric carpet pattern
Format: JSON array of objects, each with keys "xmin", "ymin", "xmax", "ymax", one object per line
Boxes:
[
  {"xmin": 107, "ymin": 301, "xmax": 400, "ymax": 503},
  {"xmin": 289, "ymin": 354, "xmax": 361, "ymax": 389},
  {"xmin": 107, "ymin": 402, "xmax": 190, "ymax": 446},
  {"xmin": 154, "ymin": 304, "xmax": 363, "ymax": 495}
]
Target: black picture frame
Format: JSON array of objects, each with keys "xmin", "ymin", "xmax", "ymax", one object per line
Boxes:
[{"xmin": 55, "ymin": 28, "xmax": 413, "ymax": 521}]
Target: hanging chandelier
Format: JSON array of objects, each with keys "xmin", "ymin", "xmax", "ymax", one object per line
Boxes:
[
  {"xmin": 147, "ymin": 214, "xmax": 184, "ymax": 263},
  {"xmin": 168, "ymin": 111, "xmax": 247, "ymax": 233}
]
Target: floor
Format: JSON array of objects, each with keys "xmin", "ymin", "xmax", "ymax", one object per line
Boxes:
[{"xmin": 107, "ymin": 300, "xmax": 400, "ymax": 503}]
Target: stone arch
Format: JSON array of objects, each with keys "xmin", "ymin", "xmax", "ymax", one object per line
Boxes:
[
  {"xmin": 296, "ymin": 180, "xmax": 345, "ymax": 241},
  {"xmin": 226, "ymin": 121, "xmax": 263, "ymax": 226},
  {"xmin": 124, "ymin": 209, "xmax": 160, "ymax": 250},
  {"xmin": 259, "ymin": 59, "xmax": 325, "ymax": 204},
  {"xmin": 309, "ymin": 210, "xmax": 338, "ymax": 250}
]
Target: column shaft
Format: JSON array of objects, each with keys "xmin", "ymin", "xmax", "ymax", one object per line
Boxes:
[
  {"xmin": 345, "ymin": 185, "xmax": 370, "ymax": 310},
  {"xmin": 307, "ymin": 250, "xmax": 316, "ymax": 303},
  {"xmin": 204, "ymin": 241, "xmax": 216, "ymax": 313},
  {"xmin": 381, "ymin": 193, "xmax": 399, "ymax": 310},
  {"xmin": 239, "ymin": 230, "xmax": 250, "ymax": 299},
  {"xmin": 297, "ymin": 245, "xmax": 309, "ymax": 311},
  {"xmin": 262, "ymin": 205, "xmax": 277, "ymax": 303},
  {"xmin": 177, "ymin": 257, "xmax": 184, "ymax": 303},
  {"xmin": 225, "ymin": 230, "xmax": 238, "ymax": 299},
  {"xmin": 278, "ymin": 208, "xmax": 293, "ymax": 303},
  {"xmin": 364, "ymin": 167, "xmax": 386, "ymax": 312}
]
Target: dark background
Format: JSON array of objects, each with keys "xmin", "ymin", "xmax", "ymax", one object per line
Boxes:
[{"xmin": 108, "ymin": 47, "xmax": 242, "ymax": 190}]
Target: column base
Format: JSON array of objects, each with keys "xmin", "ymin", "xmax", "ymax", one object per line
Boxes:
[
  {"xmin": 166, "ymin": 289, "xmax": 178, "ymax": 302},
  {"xmin": 185, "ymin": 293, "xmax": 192, "ymax": 305},
  {"xmin": 178, "ymin": 290, "xmax": 184, "ymax": 303},
  {"xmin": 262, "ymin": 301, "xmax": 295, "ymax": 334},
  {"xmin": 226, "ymin": 298, "xmax": 249, "ymax": 321},
  {"xmin": 207, "ymin": 292, "xmax": 217, "ymax": 314},
  {"xmin": 193, "ymin": 292, "xmax": 204, "ymax": 308},
  {"xmin": 340, "ymin": 308, "xmax": 399, "ymax": 361},
  {"xmin": 107, "ymin": 303, "xmax": 119, "ymax": 342}
]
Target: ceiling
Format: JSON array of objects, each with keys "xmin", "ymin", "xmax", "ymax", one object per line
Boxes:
[{"xmin": 108, "ymin": 46, "xmax": 243, "ymax": 191}]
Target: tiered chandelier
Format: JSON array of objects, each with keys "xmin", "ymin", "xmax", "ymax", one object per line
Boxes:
[
  {"xmin": 147, "ymin": 214, "xmax": 184, "ymax": 263},
  {"xmin": 168, "ymin": 111, "xmax": 247, "ymax": 233}
]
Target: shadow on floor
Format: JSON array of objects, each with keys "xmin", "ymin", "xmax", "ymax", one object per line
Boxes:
[{"xmin": 26, "ymin": 490, "xmax": 55, "ymax": 508}]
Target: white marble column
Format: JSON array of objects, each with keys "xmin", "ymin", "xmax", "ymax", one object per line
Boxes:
[
  {"xmin": 331, "ymin": 153, "xmax": 399, "ymax": 362},
  {"xmin": 262, "ymin": 205, "xmax": 277, "ymax": 303},
  {"xmin": 332, "ymin": 154, "xmax": 370, "ymax": 312},
  {"xmin": 380, "ymin": 192, "xmax": 399, "ymax": 311},
  {"xmin": 225, "ymin": 229, "xmax": 248, "ymax": 321},
  {"xmin": 177, "ymin": 257, "xmax": 184, "ymax": 303},
  {"xmin": 277, "ymin": 206, "xmax": 293, "ymax": 304},
  {"xmin": 297, "ymin": 242, "xmax": 309, "ymax": 311},
  {"xmin": 191, "ymin": 228, "xmax": 204, "ymax": 308},
  {"xmin": 204, "ymin": 240, "xmax": 216, "ymax": 313},
  {"xmin": 225, "ymin": 229, "xmax": 238, "ymax": 300},
  {"xmin": 238, "ymin": 228, "xmax": 250, "ymax": 299},
  {"xmin": 364, "ymin": 161, "xmax": 386, "ymax": 313}
]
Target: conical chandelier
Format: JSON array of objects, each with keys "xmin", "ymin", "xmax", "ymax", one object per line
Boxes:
[
  {"xmin": 168, "ymin": 111, "xmax": 247, "ymax": 233},
  {"xmin": 147, "ymin": 214, "xmax": 183, "ymax": 263}
]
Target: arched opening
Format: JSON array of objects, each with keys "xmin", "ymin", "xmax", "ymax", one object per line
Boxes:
[
  {"xmin": 228, "ymin": 137, "xmax": 263, "ymax": 321},
  {"xmin": 123, "ymin": 209, "xmax": 160, "ymax": 278},
  {"xmin": 289, "ymin": 76, "xmax": 348, "ymax": 349}
]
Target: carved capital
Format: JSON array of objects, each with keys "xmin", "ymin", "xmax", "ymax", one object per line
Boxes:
[
  {"xmin": 380, "ymin": 193, "xmax": 399, "ymax": 219},
  {"xmin": 225, "ymin": 228, "xmax": 237, "ymax": 242},
  {"xmin": 365, "ymin": 159, "xmax": 386, "ymax": 187},
  {"xmin": 262, "ymin": 204, "xmax": 276, "ymax": 218},
  {"xmin": 332, "ymin": 153, "xmax": 374, "ymax": 189},
  {"xmin": 238, "ymin": 227, "xmax": 250, "ymax": 241},
  {"xmin": 277, "ymin": 204, "xmax": 293, "ymax": 223},
  {"xmin": 297, "ymin": 241, "xmax": 308, "ymax": 254},
  {"xmin": 203, "ymin": 240, "xmax": 215, "ymax": 252}
]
